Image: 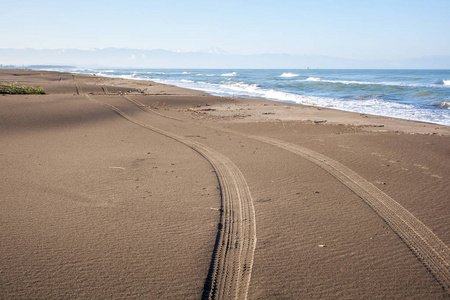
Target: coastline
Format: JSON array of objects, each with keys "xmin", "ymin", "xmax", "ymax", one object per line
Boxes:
[
  {"xmin": 66, "ymin": 68, "xmax": 450, "ymax": 127},
  {"xmin": 26, "ymin": 68, "xmax": 450, "ymax": 134},
  {"xmin": 1, "ymin": 69, "xmax": 449, "ymax": 298}
]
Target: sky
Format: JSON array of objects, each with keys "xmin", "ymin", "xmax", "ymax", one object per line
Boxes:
[{"xmin": 2, "ymin": 0, "xmax": 450, "ymax": 61}]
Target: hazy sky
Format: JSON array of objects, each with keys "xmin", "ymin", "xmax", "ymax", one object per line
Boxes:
[{"xmin": 2, "ymin": 0, "xmax": 449, "ymax": 60}]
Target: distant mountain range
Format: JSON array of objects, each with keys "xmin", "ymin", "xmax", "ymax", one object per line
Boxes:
[{"xmin": 1, "ymin": 48, "xmax": 450, "ymax": 69}]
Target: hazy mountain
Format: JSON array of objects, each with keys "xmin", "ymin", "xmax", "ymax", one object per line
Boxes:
[{"xmin": 1, "ymin": 48, "xmax": 449, "ymax": 69}]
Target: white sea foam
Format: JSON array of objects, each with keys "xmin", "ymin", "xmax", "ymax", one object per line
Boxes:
[
  {"xmin": 119, "ymin": 72, "xmax": 138, "ymax": 79},
  {"xmin": 115, "ymin": 73, "xmax": 153, "ymax": 81},
  {"xmin": 436, "ymin": 101, "xmax": 450, "ymax": 108},
  {"xmin": 150, "ymin": 78, "xmax": 450, "ymax": 126},
  {"xmin": 143, "ymin": 71, "xmax": 177, "ymax": 75},
  {"xmin": 304, "ymin": 77, "xmax": 386, "ymax": 85},
  {"xmin": 305, "ymin": 77, "xmax": 322, "ymax": 81},
  {"xmin": 280, "ymin": 72, "xmax": 300, "ymax": 78},
  {"xmin": 302, "ymin": 77, "xmax": 450, "ymax": 88},
  {"xmin": 221, "ymin": 72, "xmax": 238, "ymax": 76}
]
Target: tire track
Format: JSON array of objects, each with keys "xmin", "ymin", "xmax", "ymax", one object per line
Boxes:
[
  {"xmin": 101, "ymin": 85, "xmax": 108, "ymax": 94},
  {"xmin": 122, "ymin": 95, "xmax": 184, "ymax": 122},
  {"xmin": 247, "ymin": 135, "xmax": 450, "ymax": 293},
  {"xmin": 84, "ymin": 94, "xmax": 256, "ymax": 300},
  {"xmin": 75, "ymin": 83, "xmax": 81, "ymax": 95},
  {"xmin": 110, "ymin": 95, "xmax": 449, "ymax": 293}
]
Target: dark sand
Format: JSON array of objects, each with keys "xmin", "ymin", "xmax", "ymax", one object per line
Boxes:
[{"xmin": 1, "ymin": 69, "xmax": 449, "ymax": 299}]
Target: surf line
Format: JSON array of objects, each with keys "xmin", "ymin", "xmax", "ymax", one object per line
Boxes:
[
  {"xmin": 245, "ymin": 134, "xmax": 450, "ymax": 294},
  {"xmin": 84, "ymin": 94, "xmax": 257, "ymax": 300}
]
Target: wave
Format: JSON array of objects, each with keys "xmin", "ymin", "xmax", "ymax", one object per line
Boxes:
[
  {"xmin": 304, "ymin": 77, "xmax": 322, "ymax": 81},
  {"xmin": 434, "ymin": 101, "xmax": 450, "ymax": 109},
  {"xmin": 302, "ymin": 77, "xmax": 450, "ymax": 88},
  {"xmin": 221, "ymin": 72, "xmax": 238, "ymax": 76},
  {"xmin": 280, "ymin": 72, "xmax": 300, "ymax": 78},
  {"xmin": 303, "ymin": 77, "xmax": 388, "ymax": 85},
  {"xmin": 145, "ymin": 71, "xmax": 178, "ymax": 75}
]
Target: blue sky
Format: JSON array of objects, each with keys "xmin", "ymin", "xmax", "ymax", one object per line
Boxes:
[{"xmin": 2, "ymin": 0, "xmax": 449, "ymax": 60}]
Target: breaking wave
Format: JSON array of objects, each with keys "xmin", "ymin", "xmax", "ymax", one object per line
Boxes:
[
  {"xmin": 302, "ymin": 77, "xmax": 450, "ymax": 88},
  {"xmin": 434, "ymin": 101, "xmax": 450, "ymax": 108},
  {"xmin": 280, "ymin": 72, "xmax": 300, "ymax": 78},
  {"xmin": 221, "ymin": 72, "xmax": 238, "ymax": 76}
]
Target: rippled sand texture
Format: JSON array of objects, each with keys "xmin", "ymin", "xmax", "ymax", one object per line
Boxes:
[{"xmin": 1, "ymin": 70, "xmax": 448, "ymax": 299}]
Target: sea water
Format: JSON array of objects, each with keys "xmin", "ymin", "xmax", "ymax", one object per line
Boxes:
[{"xmin": 50, "ymin": 68, "xmax": 450, "ymax": 126}]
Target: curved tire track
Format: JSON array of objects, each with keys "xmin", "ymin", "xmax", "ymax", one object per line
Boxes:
[
  {"xmin": 75, "ymin": 83, "xmax": 81, "ymax": 95},
  {"xmin": 106, "ymin": 95, "xmax": 449, "ymax": 293},
  {"xmin": 122, "ymin": 95, "xmax": 184, "ymax": 122},
  {"xmin": 84, "ymin": 94, "xmax": 256, "ymax": 300},
  {"xmin": 101, "ymin": 85, "xmax": 108, "ymax": 94},
  {"xmin": 249, "ymin": 135, "xmax": 450, "ymax": 293}
]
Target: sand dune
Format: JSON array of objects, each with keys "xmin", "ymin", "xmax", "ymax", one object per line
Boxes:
[{"xmin": 1, "ymin": 70, "xmax": 449, "ymax": 299}]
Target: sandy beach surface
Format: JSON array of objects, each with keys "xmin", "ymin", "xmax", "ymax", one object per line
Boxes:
[{"xmin": 1, "ymin": 69, "xmax": 449, "ymax": 299}]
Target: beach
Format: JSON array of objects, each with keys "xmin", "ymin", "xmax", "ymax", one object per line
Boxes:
[{"xmin": 1, "ymin": 69, "xmax": 449, "ymax": 298}]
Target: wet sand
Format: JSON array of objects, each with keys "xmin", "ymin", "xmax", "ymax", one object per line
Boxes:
[{"xmin": 1, "ymin": 69, "xmax": 449, "ymax": 299}]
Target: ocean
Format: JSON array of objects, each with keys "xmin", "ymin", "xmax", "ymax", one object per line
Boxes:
[{"xmin": 48, "ymin": 68, "xmax": 450, "ymax": 126}]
